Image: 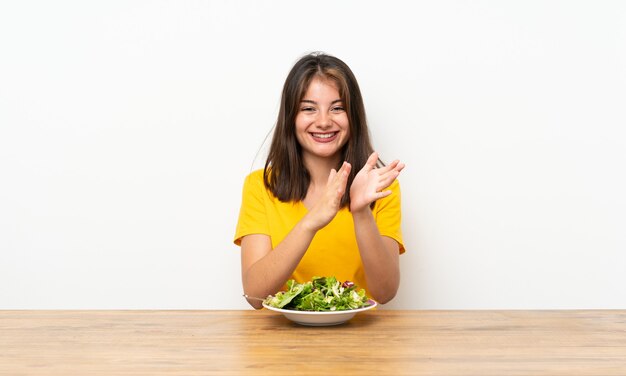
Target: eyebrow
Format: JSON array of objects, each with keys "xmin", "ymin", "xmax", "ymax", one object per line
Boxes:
[{"xmin": 301, "ymin": 99, "xmax": 343, "ymax": 105}]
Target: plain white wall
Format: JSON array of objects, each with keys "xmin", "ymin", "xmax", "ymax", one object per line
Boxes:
[{"xmin": 1, "ymin": 1, "xmax": 625, "ymax": 309}]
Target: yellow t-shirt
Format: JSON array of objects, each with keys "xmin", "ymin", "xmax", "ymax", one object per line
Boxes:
[{"xmin": 233, "ymin": 169, "xmax": 405, "ymax": 293}]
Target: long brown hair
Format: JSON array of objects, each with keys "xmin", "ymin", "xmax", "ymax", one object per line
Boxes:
[{"xmin": 264, "ymin": 52, "xmax": 379, "ymax": 208}]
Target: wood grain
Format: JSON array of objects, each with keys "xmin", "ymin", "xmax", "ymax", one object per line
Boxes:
[{"xmin": 1, "ymin": 310, "xmax": 625, "ymax": 375}]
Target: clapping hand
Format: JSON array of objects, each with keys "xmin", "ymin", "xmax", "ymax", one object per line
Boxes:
[
  {"xmin": 349, "ymin": 152, "xmax": 405, "ymax": 213},
  {"xmin": 305, "ymin": 161, "xmax": 352, "ymax": 231}
]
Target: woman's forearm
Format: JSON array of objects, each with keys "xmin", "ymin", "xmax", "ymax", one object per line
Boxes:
[
  {"xmin": 351, "ymin": 209, "xmax": 400, "ymax": 304},
  {"xmin": 242, "ymin": 220, "xmax": 317, "ymax": 309}
]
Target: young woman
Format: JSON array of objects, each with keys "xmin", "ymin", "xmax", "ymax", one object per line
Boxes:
[{"xmin": 234, "ymin": 52, "xmax": 405, "ymax": 309}]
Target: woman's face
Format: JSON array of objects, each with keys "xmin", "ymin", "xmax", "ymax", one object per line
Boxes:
[{"xmin": 295, "ymin": 77, "xmax": 350, "ymax": 165}]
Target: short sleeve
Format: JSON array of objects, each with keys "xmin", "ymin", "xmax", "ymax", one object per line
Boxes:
[
  {"xmin": 233, "ymin": 170, "xmax": 270, "ymax": 246},
  {"xmin": 373, "ymin": 179, "xmax": 405, "ymax": 254}
]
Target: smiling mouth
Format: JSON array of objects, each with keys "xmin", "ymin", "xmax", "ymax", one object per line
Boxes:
[{"xmin": 310, "ymin": 132, "xmax": 338, "ymax": 142}]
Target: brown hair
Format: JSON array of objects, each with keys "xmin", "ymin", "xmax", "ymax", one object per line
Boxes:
[{"xmin": 264, "ymin": 52, "xmax": 380, "ymax": 208}]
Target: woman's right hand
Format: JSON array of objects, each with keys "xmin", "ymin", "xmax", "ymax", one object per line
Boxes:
[{"xmin": 303, "ymin": 162, "xmax": 352, "ymax": 231}]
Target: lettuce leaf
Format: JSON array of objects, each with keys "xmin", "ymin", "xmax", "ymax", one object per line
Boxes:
[{"xmin": 264, "ymin": 276, "xmax": 370, "ymax": 311}]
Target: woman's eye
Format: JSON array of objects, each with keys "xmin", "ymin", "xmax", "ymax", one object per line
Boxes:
[
  {"xmin": 332, "ymin": 106, "xmax": 345, "ymax": 112},
  {"xmin": 301, "ymin": 107, "xmax": 315, "ymax": 112}
]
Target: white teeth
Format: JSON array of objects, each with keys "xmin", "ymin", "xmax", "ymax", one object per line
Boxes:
[{"xmin": 312, "ymin": 132, "xmax": 336, "ymax": 139}]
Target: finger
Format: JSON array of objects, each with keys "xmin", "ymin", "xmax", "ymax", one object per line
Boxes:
[
  {"xmin": 381, "ymin": 165, "xmax": 401, "ymax": 178},
  {"xmin": 330, "ymin": 163, "xmax": 348, "ymax": 187},
  {"xmin": 377, "ymin": 190, "xmax": 393, "ymax": 199},
  {"xmin": 379, "ymin": 161, "xmax": 404, "ymax": 179},
  {"xmin": 336, "ymin": 182, "xmax": 345, "ymax": 198},
  {"xmin": 363, "ymin": 152, "xmax": 378, "ymax": 172},
  {"xmin": 326, "ymin": 168, "xmax": 337, "ymax": 188},
  {"xmin": 375, "ymin": 159, "xmax": 399, "ymax": 175},
  {"xmin": 337, "ymin": 161, "xmax": 350, "ymax": 175},
  {"xmin": 337, "ymin": 163, "xmax": 351, "ymax": 193},
  {"xmin": 341, "ymin": 162, "xmax": 352, "ymax": 178},
  {"xmin": 378, "ymin": 170, "xmax": 401, "ymax": 189}
]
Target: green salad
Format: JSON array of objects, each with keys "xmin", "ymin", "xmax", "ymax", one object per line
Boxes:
[{"xmin": 263, "ymin": 276, "xmax": 371, "ymax": 311}]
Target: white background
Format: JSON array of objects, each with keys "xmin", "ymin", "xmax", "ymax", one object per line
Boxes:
[{"xmin": 1, "ymin": 1, "xmax": 625, "ymax": 309}]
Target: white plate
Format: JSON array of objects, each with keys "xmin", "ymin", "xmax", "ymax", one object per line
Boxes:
[{"xmin": 262, "ymin": 300, "xmax": 377, "ymax": 326}]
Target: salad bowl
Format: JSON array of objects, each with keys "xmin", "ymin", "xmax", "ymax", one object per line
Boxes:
[{"xmin": 262, "ymin": 300, "xmax": 377, "ymax": 326}]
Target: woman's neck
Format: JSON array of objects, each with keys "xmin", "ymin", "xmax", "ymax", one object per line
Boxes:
[{"xmin": 303, "ymin": 154, "xmax": 342, "ymax": 189}]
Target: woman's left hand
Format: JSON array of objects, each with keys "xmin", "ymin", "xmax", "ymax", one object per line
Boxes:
[{"xmin": 349, "ymin": 152, "xmax": 405, "ymax": 213}]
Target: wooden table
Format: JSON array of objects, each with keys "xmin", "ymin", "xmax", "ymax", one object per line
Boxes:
[{"xmin": 1, "ymin": 310, "xmax": 625, "ymax": 375}]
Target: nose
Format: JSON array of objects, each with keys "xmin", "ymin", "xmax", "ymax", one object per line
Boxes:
[{"xmin": 315, "ymin": 111, "xmax": 332, "ymax": 129}]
